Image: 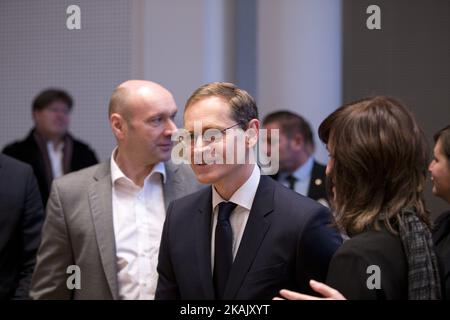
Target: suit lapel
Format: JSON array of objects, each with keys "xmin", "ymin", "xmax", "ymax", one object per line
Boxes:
[
  {"xmin": 88, "ymin": 162, "xmax": 119, "ymax": 300},
  {"xmin": 195, "ymin": 188, "xmax": 216, "ymax": 299},
  {"xmin": 163, "ymin": 161, "xmax": 181, "ymax": 211},
  {"xmin": 307, "ymin": 161, "xmax": 326, "ymax": 200},
  {"xmin": 223, "ymin": 176, "xmax": 274, "ymax": 299}
]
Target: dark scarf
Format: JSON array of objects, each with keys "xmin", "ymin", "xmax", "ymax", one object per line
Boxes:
[{"xmin": 398, "ymin": 208, "xmax": 442, "ymax": 299}]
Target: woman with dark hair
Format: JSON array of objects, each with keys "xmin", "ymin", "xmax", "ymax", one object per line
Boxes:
[
  {"xmin": 430, "ymin": 125, "xmax": 450, "ymax": 298},
  {"xmin": 275, "ymin": 97, "xmax": 441, "ymax": 300}
]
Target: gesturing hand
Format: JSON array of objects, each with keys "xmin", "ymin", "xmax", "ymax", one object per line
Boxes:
[{"xmin": 273, "ymin": 280, "xmax": 346, "ymax": 300}]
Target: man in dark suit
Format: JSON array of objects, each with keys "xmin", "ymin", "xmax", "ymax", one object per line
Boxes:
[
  {"xmin": 0, "ymin": 154, "xmax": 44, "ymax": 299},
  {"xmin": 155, "ymin": 82, "xmax": 342, "ymax": 300},
  {"xmin": 263, "ymin": 111, "xmax": 328, "ymax": 205},
  {"xmin": 3, "ymin": 89, "xmax": 98, "ymax": 205}
]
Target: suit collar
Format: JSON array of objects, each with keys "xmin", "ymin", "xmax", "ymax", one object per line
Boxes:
[
  {"xmin": 89, "ymin": 161, "xmax": 119, "ymax": 299},
  {"xmin": 93, "ymin": 161, "xmax": 111, "ymax": 181},
  {"xmin": 110, "ymin": 147, "xmax": 168, "ymax": 184},
  {"xmin": 107, "ymin": 150, "xmax": 180, "ymax": 211},
  {"xmin": 308, "ymin": 161, "xmax": 327, "ymax": 200},
  {"xmin": 195, "ymin": 188, "xmax": 216, "ymax": 298},
  {"xmin": 162, "ymin": 161, "xmax": 181, "ymax": 210}
]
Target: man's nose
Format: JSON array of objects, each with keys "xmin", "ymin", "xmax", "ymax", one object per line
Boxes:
[
  {"xmin": 165, "ymin": 118, "xmax": 178, "ymax": 135},
  {"xmin": 192, "ymin": 136, "xmax": 209, "ymax": 152},
  {"xmin": 55, "ymin": 111, "xmax": 69, "ymax": 121}
]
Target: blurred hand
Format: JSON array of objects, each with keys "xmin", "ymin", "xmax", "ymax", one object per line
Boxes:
[{"xmin": 273, "ymin": 280, "xmax": 346, "ymax": 300}]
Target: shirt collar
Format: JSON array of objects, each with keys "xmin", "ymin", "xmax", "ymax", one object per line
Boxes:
[
  {"xmin": 110, "ymin": 147, "xmax": 167, "ymax": 185},
  {"xmin": 212, "ymin": 165, "xmax": 261, "ymax": 211},
  {"xmin": 292, "ymin": 156, "xmax": 314, "ymax": 181},
  {"xmin": 47, "ymin": 140, "xmax": 64, "ymax": 153}
]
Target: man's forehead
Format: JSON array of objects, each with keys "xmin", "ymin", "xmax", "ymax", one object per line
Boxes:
[
  {"xmin": 264, "ymin": 121, "xmax": 281, "ymax": 128},
  {"xmin": 186, "ymin": 98, "xmax": 231, "ymax": 115},
  {"xmin": 184, "ymin": 119, "xmax": 227, "ymax": 130},
  {"xmin": 130, "ymin": 88, "xmax": 174, "ymax": 106},
  {"xmin": 46, "ymin": 100, "xmax": 70, "ymax": 108}
]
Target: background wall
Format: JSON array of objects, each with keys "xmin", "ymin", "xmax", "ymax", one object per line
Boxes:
[
  {"xmin": 257, "ymin": 0, "xmax": 342, "ymax": 163},
  {"xmin": 343, "ymin": 0, "xmax": 450, "ymax": 216},
  {"xmin": 0, "ymin": 0, "xmax": 448, "ymax": 215},
  {"xmin": 0, "ymin": 0, "xmax": 132, "ymax": 160}
]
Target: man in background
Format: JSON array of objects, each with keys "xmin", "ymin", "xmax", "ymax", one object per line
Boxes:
[
  {"xmin": 30, "ymin": 80, "xmax": 202, "ymax": 299},
  {"xmin": 3, "ymin": 88, "xmax": 98, "ymax": 205},
  {"xmin": 263, "ymin": 111, "xmax": 328, "ymax": 205}
]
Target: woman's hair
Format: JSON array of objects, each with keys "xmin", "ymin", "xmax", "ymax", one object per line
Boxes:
[
  {"xmin": 434, "ymin": 125, "xmax": 450, "ymax": 165},
  {"xmin": 318, "ymin": 96, "xmax": 429, "ymax": 236}
]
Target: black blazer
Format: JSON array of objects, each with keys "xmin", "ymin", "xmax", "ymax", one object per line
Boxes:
[
  {"xmin": 2, "ymin": 129, "xmax": 98, "ymax": 205},
  {"xmin": 155, "ymin": 175, "xmax": 342, "ymax": 300},
  {"xmin": 0, "ymin": 154, "xmax": 44, "ymax": 299},
  {"xmin": 326, "ymin": 226, "xmax": 408, "ymax": 299},
  {"xmin": 307, "ymin": 161, "xmax": 328, "ymax": 202},
  {"xmin": 433, "ymin": 210, "xmax": 450, "ymax": 299}
]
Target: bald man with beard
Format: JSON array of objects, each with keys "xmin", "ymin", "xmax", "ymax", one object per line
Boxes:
[{"xmin": 30, "ymin": 80, "xmax": 203, "ymax": 299}]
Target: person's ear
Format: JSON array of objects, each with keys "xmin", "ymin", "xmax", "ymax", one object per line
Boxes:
[
  {"xmin": 110, "ymin": 113, "xmax": 127, "ymax": 140},
  {"xmin": 245, "ymin": 119, "xmax": 260, "ymax": 148}
]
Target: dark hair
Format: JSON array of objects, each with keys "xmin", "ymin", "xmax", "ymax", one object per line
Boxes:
[
  {"xmin": 185, "ymin": 82, "xmax": 258, "ymax": 129},
  {"xmin": 32, "ymin": 89, "xmax": 73, "ymax": 112},
  {"xmin": 434, "ymin": 125, "xmax": 450, "ymax": 163},
  {"xmin": 318, "ymin": 96, "xmax": 429, "ymax": 236},
  {"xmin": 263, "ymin": 111, "xmax": 315, "ymax": 149}
]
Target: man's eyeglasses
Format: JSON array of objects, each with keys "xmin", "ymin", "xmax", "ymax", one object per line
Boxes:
[
  {"xmin": 184, "ymin": 123, "xmax": 242, "ymax": 146},
  {"xmin": 216, "ymin": 123, "xmax": 241, "ymax": 135}
]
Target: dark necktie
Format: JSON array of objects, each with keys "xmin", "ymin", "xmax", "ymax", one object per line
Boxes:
[
  {"xmin": 213, "ymin": 201, "xmax": 237, "ymax": 299},
  {"xmin": 286, "ymin": 174, "xmax": 297, "ymax": 190}
]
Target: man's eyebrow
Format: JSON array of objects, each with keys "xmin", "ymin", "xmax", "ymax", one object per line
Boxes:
[
  {"xmin": 146, "ymin": 110, "xmax": 177, "ymax": 119},
  {"xmin": 187, "ymin": 124, "xmax": 224, "ymax": 132}
]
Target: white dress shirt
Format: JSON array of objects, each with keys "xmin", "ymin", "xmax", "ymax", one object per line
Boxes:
[
  {"xmin": 110, "ymin": 149, "xmax": 166, "ymax": 300},
  {"xmin": 211, "ymin": 165, "xmax": 261, "ymax": 270},
  {"xmin": 279, "ymin": 156, "xmax": 314, "ymax": 196},
  {"xmin": 47, "ymin": 141, "xmax": 64, "ymax": 178}
]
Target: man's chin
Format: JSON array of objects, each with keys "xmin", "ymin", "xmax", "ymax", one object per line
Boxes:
[
  {"xmin": 192, "ymin": 164, "xmax": 218, "ymax": 183},
  {"xmin": 49, "ymin": 129, "xmax": 67, "ymax": 137},
  {"xmin": 195, "ymin": 176, "xmax": 212, "ymax": 184},
  {"xmin": 153, "ymin": 151, "xmax": 171, "ymax": 164}
]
